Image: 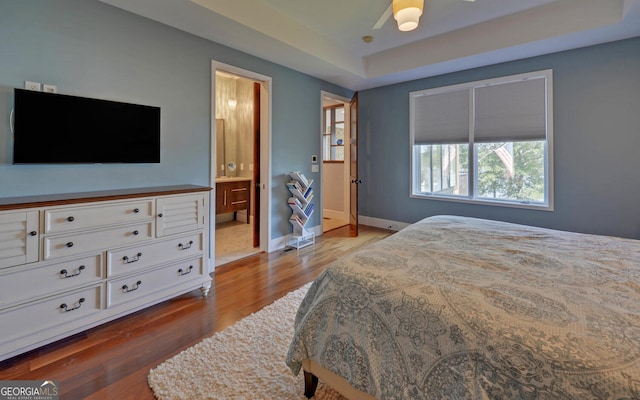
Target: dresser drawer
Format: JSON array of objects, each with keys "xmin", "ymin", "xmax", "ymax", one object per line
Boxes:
[
  {"xmin": 43, "ymin": 222, "xmax": 153, "ymax": 260},
  {"xmin": 0, "ymin": 254, "xmax": 102, "ymax": 308},
  {"xmin": 227, "ymin": 188, "xmax": 249, "ymax": 208},
  {"xmin": 107, "ymin": 257, "xmax": 204, "ymax": 308},
  {"xmin": 0, "ymin": 285, "xmax": 101, "ymax": 346},
  {"xmin": 106, "ymin": 232, "xmax": 203, "ymax": 277},
  {"xmin": 228, "ymin": 185, "xmax": 249, "ymax": 201},
  {"xmin": 44, "ymin": 199, "xmax": 153, "ymax": 234}
]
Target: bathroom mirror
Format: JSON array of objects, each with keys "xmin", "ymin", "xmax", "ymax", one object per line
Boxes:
[
  {"xmin": 215, "ymin": 72, "xmax": 254, "ymax": 179},
  {"xmin": 215, "ymin": 119, "xmax": 225, "ymax": 177}
]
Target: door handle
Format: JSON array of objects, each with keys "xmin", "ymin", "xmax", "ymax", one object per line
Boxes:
[{"xmin": 351, "ymin": 179, "xmax": 362, "ymax": 184}]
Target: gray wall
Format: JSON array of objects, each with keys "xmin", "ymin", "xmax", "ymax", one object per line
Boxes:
[
  {"xmin": 359, "ymin": 37, "xmax": 640, "ymax": 239},
  {"xmin": 0, "ymin": 0, "xmax": 352, "ymax": 240}
]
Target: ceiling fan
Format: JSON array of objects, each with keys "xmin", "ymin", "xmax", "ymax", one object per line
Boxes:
[{"xmin": 374, "ymin": 0, "xmax": 476, "ymax": 32}]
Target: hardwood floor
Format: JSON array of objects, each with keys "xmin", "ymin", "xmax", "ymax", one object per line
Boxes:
[{"xmin": 0, "ymin": 225, "xmax": 393, "ymax": 399}]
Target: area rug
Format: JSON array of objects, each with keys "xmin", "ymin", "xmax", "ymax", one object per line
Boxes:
[{"xmin": 148, "ymin": 283, "xmax": 346, "ymax": 400}]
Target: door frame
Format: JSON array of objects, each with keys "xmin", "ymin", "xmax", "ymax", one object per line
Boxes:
[
  {"xmin": 349, "ymin": 92, "xmax": 359, "ymax": 237},
  {"xmin": 210, "ymin": 60, "xmax": 272, "ymax": 271},
  {"xmin": 320, "ymin": 91, "xmax": 352, "ymax": 230}
]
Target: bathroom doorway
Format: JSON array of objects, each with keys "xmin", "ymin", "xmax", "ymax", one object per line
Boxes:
[
  {"xmin": 213, "ymin": 70, "xmax": 262, "ymax": 266},
  {"xmin": 321, "ymin": 92, "xmax": 351, "ymax": 233}
]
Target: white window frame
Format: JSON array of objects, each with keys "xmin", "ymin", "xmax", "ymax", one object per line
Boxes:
[{"xmin": 409, "ymin": 69, "xmax": 554, "ymax": 211}]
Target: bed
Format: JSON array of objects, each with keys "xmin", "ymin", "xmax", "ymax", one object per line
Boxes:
[{"xmin": 286, "ymin": 215, "xmax": 640, "ymax": 399}]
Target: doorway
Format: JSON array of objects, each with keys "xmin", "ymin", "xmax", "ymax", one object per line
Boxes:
[
  {"xmin": 321, "ymin": 92, "xmax": 351, "ymax": 233},
  {"xmin": 211, "ymin": 62, "xmax": 271, "ymax": 269}
]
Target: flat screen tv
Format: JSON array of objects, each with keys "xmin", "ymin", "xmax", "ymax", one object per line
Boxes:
[{"xmin": 13, "ymin": 89, "xmax": 160, "ymax": 164}]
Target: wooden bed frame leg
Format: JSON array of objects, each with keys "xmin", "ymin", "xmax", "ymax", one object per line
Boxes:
[{"xmin": 304, "ymin": 371, "xmax": 319, "ymax": 399}]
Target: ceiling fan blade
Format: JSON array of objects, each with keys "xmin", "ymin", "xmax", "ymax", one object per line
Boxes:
[{"xmin": 373, "ymin": 3, "xmax": 393, "ymax": 30}]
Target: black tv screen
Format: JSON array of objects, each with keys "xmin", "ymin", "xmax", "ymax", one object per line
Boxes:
[{"xmin": 13, "ymin": 89, "xmax": 160, "ymax": 164}]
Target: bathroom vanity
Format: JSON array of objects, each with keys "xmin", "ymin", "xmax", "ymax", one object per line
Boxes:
[{"xmin": 215, "ymin": 177, "xmax": 251, "ymax": 222}]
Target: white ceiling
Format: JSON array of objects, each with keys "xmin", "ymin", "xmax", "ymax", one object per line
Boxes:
[{"xmin": 99, "ymin": 0, "xmax": 640, "ymax": 90}]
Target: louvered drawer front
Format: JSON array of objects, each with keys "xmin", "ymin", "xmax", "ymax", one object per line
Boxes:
[
  {"xmin": 44, "ymin": 200, "xmax": 153, "ymax": 234},
  {"xmin": 0, "ymin": 254, "xmax": 102, "ymax": 308},
  {"xmin": 0, "ymin": 285, "xmax": 101, "ymax": 346},
  {"xmin": 107, "ymin": 257, "xmax": 204, "ymax": 308},
  {"xmin": 106, "ymin": 232, "xmax": 203, "ymax": 277},
  {"xmin": 0, "ymin": 211, "xmax": 39, "ymax": 269},
  {"xmin": 43, "ymin": 222, "xmax": 153, "ymax": 260}
]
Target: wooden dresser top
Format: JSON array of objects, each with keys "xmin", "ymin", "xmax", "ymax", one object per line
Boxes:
[{"xmin": 0, "ymin": 185, "xmax": 212, "ymax": 211}]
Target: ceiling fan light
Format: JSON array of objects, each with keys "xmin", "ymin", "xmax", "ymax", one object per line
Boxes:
[{"xmin": 393, "ymin": 0, "xmax": 424, "ymax": 32}]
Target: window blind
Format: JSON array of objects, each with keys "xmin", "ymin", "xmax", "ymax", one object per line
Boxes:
[
  {"xmin": 474, "ymin": 77, "xmax": 547, "ymax": 143},
  {"xmin": 412, "ymin": 75, "xmax": 547, "ymax": 145},
  {"xmin": 412, "ymin": 89, "xmax": 469, "ymax": 144}
]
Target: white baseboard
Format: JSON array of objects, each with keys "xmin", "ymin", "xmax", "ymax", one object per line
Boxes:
[
  {"xmin": 269, "ymin": 224, "xmax": 322, "ymax": 252},
  {"xmin": 358, "ymin": 215, "xmax": 410, "ymax": 231},
  {"xmin": 264, "ymin": 216, "xmax": 408, "ymax": 258},
  {"xmin": 323, "ymin": 209, "xmax": 347, "ymax": 220}
]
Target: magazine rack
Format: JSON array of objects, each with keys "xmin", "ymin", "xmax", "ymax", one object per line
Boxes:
[{"xmin": 287, "ymin": 171, "xmax": 315, "ymax": 249}]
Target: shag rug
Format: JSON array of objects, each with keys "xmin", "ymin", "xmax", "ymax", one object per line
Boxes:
[{"xmin": 147, "ymin": 283, "xmax": 346, "ymax": 400}]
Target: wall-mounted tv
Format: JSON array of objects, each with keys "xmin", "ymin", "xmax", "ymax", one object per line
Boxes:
[{"xmin": 13, "ymin": 89, "xmax": 160, "ymax": 164}]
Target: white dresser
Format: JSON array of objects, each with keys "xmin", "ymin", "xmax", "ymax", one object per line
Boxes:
[{"xmin": 0, "ymin": 185, "xmax": 212, "ymax": 361}]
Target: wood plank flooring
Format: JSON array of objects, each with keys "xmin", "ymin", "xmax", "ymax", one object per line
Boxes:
[{"xmin": 0, "ymin": 225, "xmax": 393, "ymax": 399}]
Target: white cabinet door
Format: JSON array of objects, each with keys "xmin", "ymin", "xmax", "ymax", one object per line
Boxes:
[
  {"xmin": 156, "ymin": 194, "xmax": 205, "ymax": 237},
  {"xmin": 0, "ymin": 210, "xmax": 39, "ymax": 269}
]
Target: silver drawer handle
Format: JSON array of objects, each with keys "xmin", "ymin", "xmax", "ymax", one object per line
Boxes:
[
  {"xmin": 178, "ymin": 265, "xmax": 194, "ymax": 276},
  {"xmin": 60, "ymin": 265, "xmax": 85, "ymax": 278},
  {"xmin": 231, "ymin": 200, "xmax": 247, "ymax": 205},
  {"xmin": 178, "ymin": 241, "xmax": 193, "ymax": 250},
  {"xmin": 122, "ymin": 280, "xmax": 142, "ymax": 293},
  {"xmin": 231, "ymin": 188, "xmax": 247, "ymax": 192},
  {"xmin": 122, "ymin": 252, "xmax": 142, "ymax": 264},
  {"xmin": 60, "ymin": 297, "xmax": 85, "ymax": 312}
]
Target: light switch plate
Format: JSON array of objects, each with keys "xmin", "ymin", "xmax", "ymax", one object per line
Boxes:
[
  {"xmin": 24, "ymin": 81, "xmax": 41, "ymax": 91},
  {"xmin": 43, "ymin": 84, "xmax": 58, "ymax": 93},
  {"xmin": 312, "ymin": 164, "xmax": 319, "ymax": 172}
]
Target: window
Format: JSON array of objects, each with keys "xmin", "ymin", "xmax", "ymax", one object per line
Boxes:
[
  {"xmin": 323, "ymin": 105, "xmax": 344, "ymax": 161},
  {"xmin": 410, "ymin": 70, "xmax": 553, "ymax": 209}
]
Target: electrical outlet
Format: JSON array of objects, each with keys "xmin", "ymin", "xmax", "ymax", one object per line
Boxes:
[
  {"xmin": 43, "ymin": 84, "xmax": 57, "ymax": 93},
  {"xmin": 24, "ymin": 81, "xmax": 41, "ymax": 91}
]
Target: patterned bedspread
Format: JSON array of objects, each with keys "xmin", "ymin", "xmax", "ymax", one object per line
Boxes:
[{"xmin": 286, "ymin": 216, "xmax": 640, "ymax": 399}]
